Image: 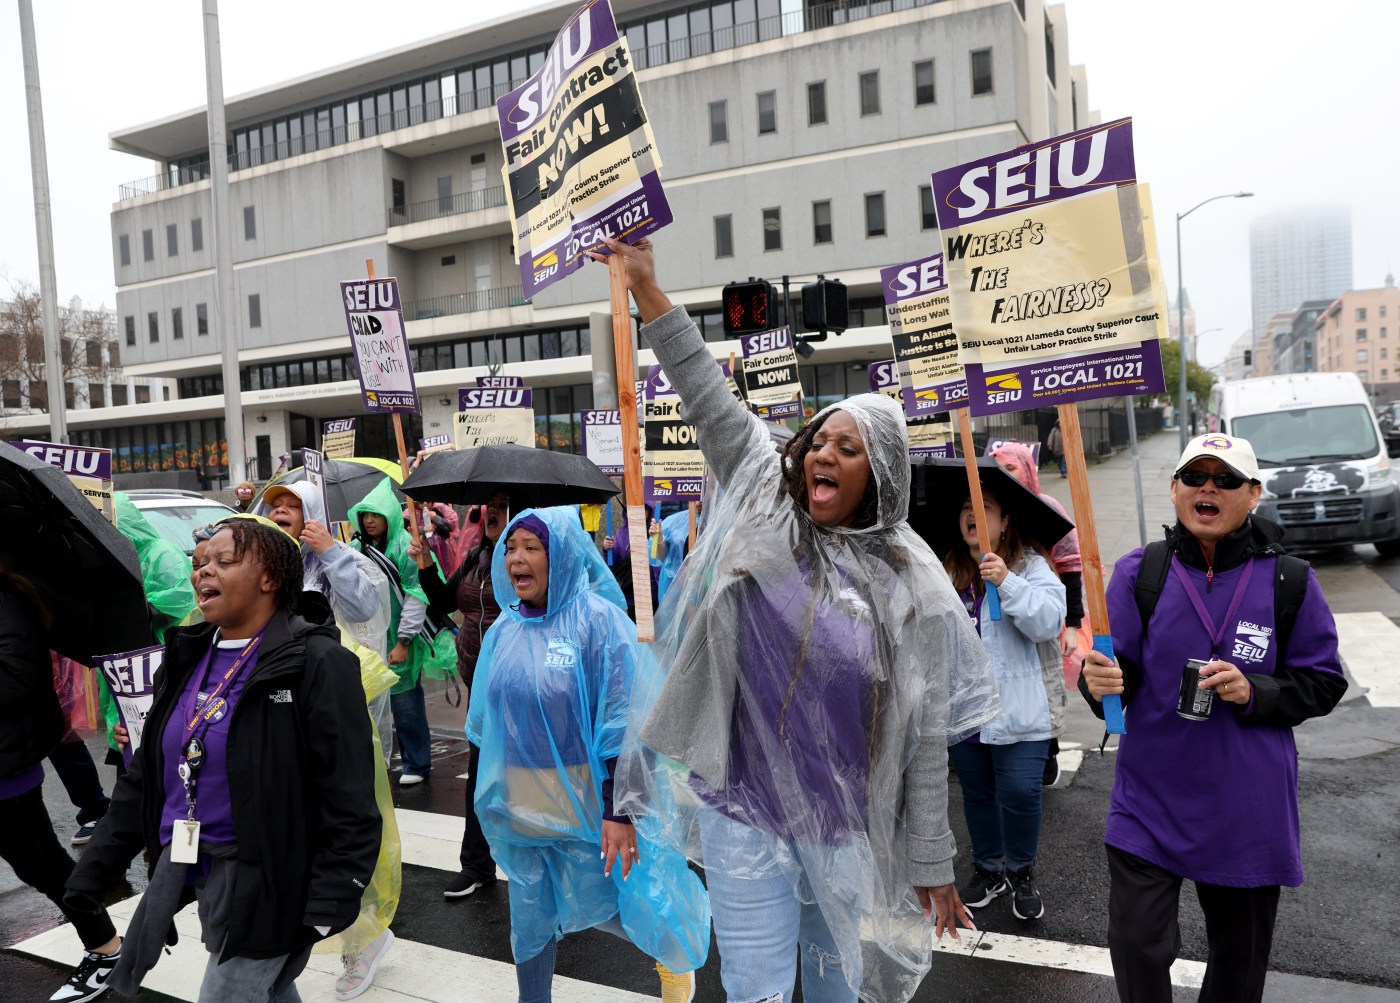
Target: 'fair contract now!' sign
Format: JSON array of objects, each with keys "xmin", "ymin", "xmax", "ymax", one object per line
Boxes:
[
  {"xmin": 497, "ymin": 0, "xmax": 672, "ymax": 296},
  {"xmin": 340, "ymin": 278, "xmax": 420, "ymax": 414},
  {"xmin": 931, "ymin": 117, "xmax": 1168, "ymax": 417},
  {"xmin": 739, "ymin": 326, "xmax": 802, "ymax": 421}
]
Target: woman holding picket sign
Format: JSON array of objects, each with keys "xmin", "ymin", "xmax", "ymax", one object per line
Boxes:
[{"xmin": 597, "ymin": 237, "xmax": 1000, "ymax": 1003}]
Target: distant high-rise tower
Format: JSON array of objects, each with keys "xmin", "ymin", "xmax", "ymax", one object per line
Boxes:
[{"xmin": 1249, "ymin": 207, "xmax": 1352, "ymax": 338}]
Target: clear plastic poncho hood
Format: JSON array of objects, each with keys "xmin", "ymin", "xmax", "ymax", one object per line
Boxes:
[
  {"xmin": 618, "ymin": 391, "xmax": 1000, "ymax": 1001},
  {"xmin": 466, "ymin": 508, "xmax": 709, "ymax": 971}
]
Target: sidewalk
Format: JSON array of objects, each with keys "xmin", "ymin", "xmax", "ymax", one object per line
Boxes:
[{"xmin": 1038, "ymin": 427, "xmax": 1181, "ymax": 582}]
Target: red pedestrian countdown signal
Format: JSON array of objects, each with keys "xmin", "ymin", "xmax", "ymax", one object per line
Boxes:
[{"xmin": 722, "ymin": 279, "xmax": 777, "ymax": 336}]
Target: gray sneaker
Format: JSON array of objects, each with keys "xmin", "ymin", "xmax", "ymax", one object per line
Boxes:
[{"xmin": 335, "ymin": 928, "xmax": 394, "ymax": 1000}]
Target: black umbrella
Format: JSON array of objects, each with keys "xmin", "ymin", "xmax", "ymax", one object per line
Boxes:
[
  {"xmin": 0, "ymin": 443, "xmax": 154, "ymax": 663},
  {"xmin": 401, "ymin": 445, "xmax": 620, "ymax": 508},
  {"xmin": 907, "ymin": 455, "xmax": 1074, "ymax": 560},
  {"xmin": 255, "ymin": 454, "xmax": 405, "ymax": 525}
]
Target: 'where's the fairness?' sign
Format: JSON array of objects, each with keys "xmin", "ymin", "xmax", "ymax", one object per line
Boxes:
[
  {"xmin": 498, "ymin": 0, "xmax": 671, "ymax": 296},
  {"xmin": 931, "ymin": 118, "xmax": 1168, "ymax": 417}
]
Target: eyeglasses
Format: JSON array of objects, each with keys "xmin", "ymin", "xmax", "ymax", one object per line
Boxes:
[{"xmin": 1176, "ymin": 469, "xmax": 1249, "ymax": 490}]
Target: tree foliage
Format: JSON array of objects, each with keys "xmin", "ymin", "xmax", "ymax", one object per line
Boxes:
[
  {"xmin": 0, "ymin": 282, "xmax": 118, "ymax": 413},
  {"xmin": 1155, "ymin": 338, "xmax": 1215, "ymax": 406}
]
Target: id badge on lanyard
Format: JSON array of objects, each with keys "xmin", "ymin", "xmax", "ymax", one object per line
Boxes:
[{"xmin": 173, "ymin": 632, "xmax": 261, "ymax": 862}]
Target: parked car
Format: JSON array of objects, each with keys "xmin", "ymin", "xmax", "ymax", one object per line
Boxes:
[
  {"xmin": 1206, "ymin": 372, "xmax": 1400, "ymax": 558},
  {"xmin": 123, "ymin": 489, "xmax": 238, "ymax": 556}
]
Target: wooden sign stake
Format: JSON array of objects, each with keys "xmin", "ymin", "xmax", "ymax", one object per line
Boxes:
[
  {"xmin": 365, "ymin": 258, "xmax": 427, "ymax": 568},
  {"xmin": 956, "ymin": 408, "xmax": 1001, "ymax": 619},
  {"xmin": 609, "ymin": 255, "xmax": 655, "ymax": 642},
  {"xmin": 1058, "ymin": 401, "xmax": 1125, "ymax": 733}
]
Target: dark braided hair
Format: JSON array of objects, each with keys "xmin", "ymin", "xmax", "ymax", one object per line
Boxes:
[
  {"xmin": 217, "ymin": 519, "xmax": 304, "ymax": 612},
  {"xmin": 779, "ymin": 409, "xmax": 880, "ymax": 530}
]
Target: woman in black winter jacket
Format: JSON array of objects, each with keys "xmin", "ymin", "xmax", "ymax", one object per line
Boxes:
[
  {"xmin": 0, "ymin": 568, "xmax": 122, "ymax": 1003},
  {"xmin": 66, "ymin": 518, "xmax": 380, "ymax": 1002}
]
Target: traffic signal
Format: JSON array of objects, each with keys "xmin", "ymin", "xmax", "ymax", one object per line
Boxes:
[
  {"xmin": 802, "ymin": 276, "xmax": 848, "ymax": 334},
  {"xmin": 722, "ymin": 279, "xmax": 776, "ymax": 336}
]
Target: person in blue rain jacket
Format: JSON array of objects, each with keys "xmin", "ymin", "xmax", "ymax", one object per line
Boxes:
[{"xmin": 466, "ymin": 508, "xmax": 708, "ymax": 1003}]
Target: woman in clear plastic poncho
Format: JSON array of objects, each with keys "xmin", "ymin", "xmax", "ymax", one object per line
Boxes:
[
  {"xmin": 600, "ymin": 238, "xmax": 1000, "ymax": 1003},
  {"xmin": 466, "ymin": 507, "xmax": 709, "ymax": 1002}
]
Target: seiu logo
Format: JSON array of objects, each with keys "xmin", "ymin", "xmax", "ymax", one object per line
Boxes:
[
  {"xmin": 1232, "ymin": 621, "xmax": 1272, "ymax": 664},
  {"xmin": 544, "ymin": 638, "xmax": 577, "ymax": 669}
]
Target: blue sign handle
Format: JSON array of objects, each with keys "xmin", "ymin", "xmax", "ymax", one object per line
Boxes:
[
  {"xmin": 982, "ymin": 563, "xmax": 1002, "ymax": 621},
  {"xmin": 1094, "ymin": 633, "xmax": 1126, "ymax": 734},
  {"xmin": 605, "ymin": 504, "xmax": 614, "ymax": 567}
]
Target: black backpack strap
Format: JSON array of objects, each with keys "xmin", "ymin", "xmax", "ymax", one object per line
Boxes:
[
  {"xmin": 1272, "ymin": 553, "xmax": 1310, "ymax": 663},
  {"xmin": 1133, "ymin": 540, "xmax": 1173, "ymax": 632}
]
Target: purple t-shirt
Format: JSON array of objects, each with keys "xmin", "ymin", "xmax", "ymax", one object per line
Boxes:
[
  {"xmin": 0, "ymin": 764, "xmax": 43, "ymax": 800},
  {"xmin": 697, "ymin": 573, "xmax": 878, "ymax": 843},
  {"xmin": 159, "ymin": 637, "xmax": 260, "ymax": 847},
  {"xmin": 1106, "ymin": 551, "xmax": 1343, "ymax": 888}
]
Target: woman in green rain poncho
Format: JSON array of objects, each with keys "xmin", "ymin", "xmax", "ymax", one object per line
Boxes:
[
  {"xmin": 93, "ymin": 494, "xmax": 198, "ymax": 771},
  {"xmin": 349, "ymin": 477, "xmax": 455, "ymax": 786}
]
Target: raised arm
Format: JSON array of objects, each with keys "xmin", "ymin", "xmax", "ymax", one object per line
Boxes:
[{"xmin": 593, "ymin": 237, "xmax": 768, "ymax": 488}]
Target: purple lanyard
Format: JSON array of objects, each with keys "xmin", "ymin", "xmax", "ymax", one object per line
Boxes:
[{"xmin": 1170, "ymin": 556, "xmax": 1254, "ymax": 658}]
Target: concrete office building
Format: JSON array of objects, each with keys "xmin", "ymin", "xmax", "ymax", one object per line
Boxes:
[
  {"xmin": 1249, "ymin": 206, "xmax": 1352, "ymax": 344},
  {"xmin": 1272, "ymin": 298, "xmax": 1329, "ymax": 376},
  {"xmin": 7, "ymin": 0, "xmax": 1095, "ymax": 484}
]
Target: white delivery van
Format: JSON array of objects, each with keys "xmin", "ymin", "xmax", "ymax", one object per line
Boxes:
[{"xmin": 1206, "ymin": 372, "xmax": 1400, "ymax": 556}]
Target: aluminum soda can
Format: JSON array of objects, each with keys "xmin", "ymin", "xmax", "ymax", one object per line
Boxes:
[{"xmin": 1177, "ymin": 659, "xmax": 1214, "ymax": 721}]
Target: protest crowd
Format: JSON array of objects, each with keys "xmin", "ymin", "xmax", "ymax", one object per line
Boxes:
[{"xmin": 0, "ymin": 236, "xmax": 1348, "ymax": 1003}]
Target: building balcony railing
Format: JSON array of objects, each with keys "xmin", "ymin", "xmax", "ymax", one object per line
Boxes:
[
  {"xmin": 387, "ymin": 186, "xmax": 508, "ymax": 229},
  {"xmin": 117, "ymin": 0, "xmax": 943, "ymax": 202},
  {"xmin": 405, "ymin": 285, "xmax": 527, "ymax": 321}
]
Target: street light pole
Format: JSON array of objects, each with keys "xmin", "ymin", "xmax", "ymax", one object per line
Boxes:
[{"xmin": 1176, "ymin": 191, "xmax": 1253, "ymax": 451}]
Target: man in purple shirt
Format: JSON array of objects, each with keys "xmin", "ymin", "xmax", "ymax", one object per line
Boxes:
[{"xmin": 1081, "ymin": 433, "xmax": 1347, "ymax": 1003}]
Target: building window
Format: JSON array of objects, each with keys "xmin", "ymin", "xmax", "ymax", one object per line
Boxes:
[
  {"xmin": 166, "ymin": 223, "xmax": 178, "ymax": 257},
  {"xmin": 1358, "ymin": 329, "xmax": 1368, "ymax": 341},
  {"xmin": 762, "ymin": 207, "xmax": 782, "ymax": 251},
  {"xmin": 243, "ymin": 206, "xmax": 256, "ymax": 240},
  {"xmin": 197, "ymin": 303, "xmax": 208, "ymax": 335},
  {"xmin": 757, "ymin": 90, "xmax": 776, "ymax": 134},
  {"xmin": 971, "ymin": 49, "xmax": 994, "ymax": 95},
  {"xmin": 392, "ymin": 179, "xmax": 406, "ymax": 218},
  {"xmin": 1357, "ymin": 349, "xmax": 1369, "ymax": 363},
  {"xmin": 859, "ymin": 70, "xmax": 880, "ymax": 116},
  {"xmin": 172, "ymin": 307, "xmax": 184, "ymax": 340},
  {"xmin": 807, "ymin": 81, "xmax": 826, "ymax": 125},
  {"xmin": 437, "ymin": 175, "xmax": 452, "ymax": 212},
  {"xmin": 1382, "ymin": 347, "xmax": 1389, "ymax": 359},
  {"xmin": 812, "ymin": 200, "xmax": 833, "ymax": 244},
  {"xmin": 1356, "ymin": 308, "xmax": 1367, "ymax": 321},
  {"xmin": 920, "ymin": 185, "xmax": 937, "ymax": 230},
  {"xmin": 1044, "ymin": 17, "xmax": 1056, "ymax": 86},
  {"xmin": 441, "ymin": 255, "xmax": 456, "ymax": 266},
  {"xmin": 865, "ymin": 192, "xmax": 886, "ymax": 237},
  {"xmin": 709, "ymin": 100, "xmax": 728, "ymax": 144},
  {"xmin": 914, "ymin": 60, "xmax": 936, "ymax": 105},
  {"xmin": 1381, "ymin": 306, "xmax": 1388, "ymax": 317},
  {"xmin": 1383, "ymin": 327, "xmax": 1389, "ymax": 338},
  {"xmin": 147, "ymin": 312, "xmax": 159, "ymax": 343},
  {"xmin": 191, "ymin": 218, "xmax": 203, "ymax": 252},
  {"xmin": 124, "ymin": 315, "xmax": 135, "ymax": 347},
  {"xmin": 142, "ymin": 229, "xmax": 154, "ymax": 261},
  {"xmin": 119, "ymin": 234, "xmax": 130, "ymax": 267},
  {"xmin": 714, "ymin": 214, "xmax": 733, "ymax": 258},
  {"xmin": 249, "ymin": 294, "xmax": 262, "ymax": 329}
]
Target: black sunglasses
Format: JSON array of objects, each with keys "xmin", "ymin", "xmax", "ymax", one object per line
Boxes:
[{"xmin": 1176, "ymin": 469, "xmax": 1249, "ymax": 490}]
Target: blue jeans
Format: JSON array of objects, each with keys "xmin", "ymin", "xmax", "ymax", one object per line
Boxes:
[
  {"xmin": 949, "ymin": 739, "xmax": 1050, "ymax": 872},
  {"xmin": 389, "ymin": 681, "xmax": 432, "ymax": 776},
  {"xmin": 699, "ymin": 810, "xmax": 859, "ymax": 1003},
  {"xmin": 515, "ymin": 915, "xmax": 627, "ymax": 1003}
]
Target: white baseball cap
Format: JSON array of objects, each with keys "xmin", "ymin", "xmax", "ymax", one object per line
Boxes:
[{"xmin": 1175, "ymin": 433, "xmax": 1261, "ymax": 483}]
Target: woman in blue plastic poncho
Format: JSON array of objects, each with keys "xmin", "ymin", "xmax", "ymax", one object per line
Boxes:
[{"xmin": 466, "ymin": 508, "xmax": 709, "ymax": 1003}]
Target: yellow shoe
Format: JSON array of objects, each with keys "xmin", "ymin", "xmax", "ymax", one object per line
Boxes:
[{"xmin": 656, "ymin": 962, "xmax": 695, "ymax": 1003}]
